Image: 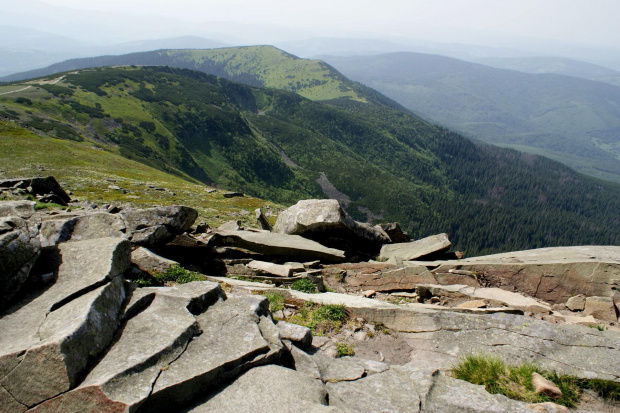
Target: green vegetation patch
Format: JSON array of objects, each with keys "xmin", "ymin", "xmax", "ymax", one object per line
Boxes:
[
  {"xmin": 264, "ymin": 291, "xmax": 286, "ymax": 313},
  {"xmin": 153, "ymin": 265, "xmax": 207, "ymax": 285},
  {"xmin": 452, "ymin": 354, "xmax": 619, "ymax": 407},
  {"xmin": 336, "ymin": 342, "xmax": 355, "ymax": 358},
  {"xmin": 291, "ymin": 278, "xmax": 318, "ymax": 293},
  {"xmin": 288, "ymin": 302, "xmax": 349, "ymax": 336}
]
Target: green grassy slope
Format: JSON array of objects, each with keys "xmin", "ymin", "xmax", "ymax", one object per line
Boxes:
[
  {"xmin": 1, "ymin": 66, "xmax": 619, "ymax": 256},
  {"xmin": 323, "ymin": 52, "xmax": 620, "ymax": 183},
  {"xmin": 0, "ymin": 121, "xmax": 281, "ymax": 228}
]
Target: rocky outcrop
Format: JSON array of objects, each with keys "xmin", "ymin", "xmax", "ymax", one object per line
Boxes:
[
  {"xmin": 0, "ymin": 237, "xmax": 130, "ymax": 409},
  {"xmin": 420, "ymin": 246, "xmax": 620, "ymax": 305},
  {"xmin": 278, "ymin": 289, "xmax": 620, "ymax": 382},
  {"xmin": 273, "ymin": 199, "xmax": 390, "ymax": 254},
  {"xmin": 1, "ymin": 190, "xmax": 619, "ymax": 413}
]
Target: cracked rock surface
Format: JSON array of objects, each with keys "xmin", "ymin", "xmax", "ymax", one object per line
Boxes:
[{"xmin": 0, "ymin": 237, "xmax": 130, "ymax": 409}]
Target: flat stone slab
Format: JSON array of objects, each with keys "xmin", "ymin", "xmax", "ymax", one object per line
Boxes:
[
  {"xmin": 417, "ymin": 284, "xmax": 552, "ymax": 313},
  {"xmin": 379, "ymin": 233, "xmax": 451, "ymax": 262},
  {"xmin": 0, "ymin": 237, "xmax": 130, "ymax": 408},
  {"xmin": 188, "ymin": 365, "xmax": 338, "ymax": 412},
  {"xmin": 247, "ymin": 260, "xmax": 294, "ymax": 277},
  {"xmin": 212, "ymin": 230, "xmax": 346, "ymax": 262},
  {"xmin": 411, "ymin": 246, "xmax": 620, "ymax": 305}
]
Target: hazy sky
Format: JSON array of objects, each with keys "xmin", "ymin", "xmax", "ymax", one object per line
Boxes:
[{"xmin": 35, "ymin": 0, "xmax": 620, "ymax": 49}]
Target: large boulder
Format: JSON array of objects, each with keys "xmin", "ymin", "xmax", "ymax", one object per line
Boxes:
[
  {"xmin": 0, "ymin": 237, "xmax": 130, "ymax": 409},
  {"xmin": 273, "ymin": 199, "xmax": 390, "ymax": 255},
  {"xmin": 584, "ymin": 296, "xmax": 618, "ymax": 322},
  {"xmin": 39, "ymin": 212, "xmax": 126, "ymax": 248},
  {"xmin": 0, "ymin": 216, "xmax": 40, "ymax": 308},
  {"xmin": 120, "ymin": 205, "xmax": 198, "ymax": 247}
]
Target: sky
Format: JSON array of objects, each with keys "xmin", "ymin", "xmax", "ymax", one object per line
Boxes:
[{"xmin": 33, "ymin": 0, "xmax": 620, "ymax": 49}]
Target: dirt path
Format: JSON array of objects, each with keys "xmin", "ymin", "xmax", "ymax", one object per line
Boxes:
[
  {"xmin": 0, "ymin": 85, "xmax": 32, "ymax": 96},
  {"xmin": 0, "ymin": 74, "xmax": 71, "ymax": 96}
]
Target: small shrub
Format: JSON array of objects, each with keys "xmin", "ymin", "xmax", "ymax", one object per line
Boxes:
[
  {"xmin": 264, "ymin": 291, "xmax": 285, "ymax": 313},
  {"xmin": 154, "ymin": 265, "xmax": 206, "ymax": 285},
  {"xmin": 292, "ymin": 278, "xmax": 317, "ymax": 293},
  {"xmin": 336, "ymin": 342, "xmax": 355, "ymax": 357}
]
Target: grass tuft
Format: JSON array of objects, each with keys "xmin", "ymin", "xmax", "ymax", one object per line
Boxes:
[
  {"xmin": 291, "ymin": 278, "xmax": 317, "ymax": 293},
  {"xmin": 264, "ymin": 291, "xmax": 285, "ymax": 313},
  {"xmin": 452, "ymin": 354, "xmax": 620, "ymax": 408},
  {"xmin": 288, "ymin": 302, "xmax": 349, "ymax": 336}
]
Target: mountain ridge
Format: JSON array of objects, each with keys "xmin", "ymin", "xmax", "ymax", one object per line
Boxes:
[{"xmin": 1, "ymin": 64, "xmax": 619, "ymax": 256}]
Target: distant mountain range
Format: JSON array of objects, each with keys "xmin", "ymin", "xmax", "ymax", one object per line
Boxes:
[
  {"xmin": 473, "ymin": 56, "xmax": 620, "ymax": 87},
  {"xmin": 1, "ymin": 47, "xmax": 619, "ymax": 256},
  {"xmin": 323, "ymin": 52, "xmax": 620, "ymax": 183}
]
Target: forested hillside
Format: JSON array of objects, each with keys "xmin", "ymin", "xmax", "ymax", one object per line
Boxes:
[
  {"xmin": 1, "ymin": 66, "xmax": 619, "ymax": 256},
  {"xmin": 324, "ymin": 52, "xmax": 620, "ymax": 183}
]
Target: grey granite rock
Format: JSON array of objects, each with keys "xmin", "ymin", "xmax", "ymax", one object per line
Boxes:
[
  {"xmin": 131, "ymin": 246, "xmax": 179, "ymax": 275},
  {"xmin": 188, "ymin": 365, "xmax": 340, "ymax": 412},
  {"xmin": 379, "ymin": 233, "xmax": 451, "ymax": 262},
  {"xmin": 0, "ymin": 201, "xmax": 35, "ymax": 219},
  {"xmin": 32, "ymin": 282, "xmax": 223, "ymax": 413},
  {"xmin": 0, "ymin": 216, "xmax": 40, "ymax": 307}
]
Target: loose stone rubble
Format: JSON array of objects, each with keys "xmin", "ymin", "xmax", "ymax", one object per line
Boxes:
[{"xmin": 0, "ymin": 186, "xmax": 619, "ymax": 413}]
